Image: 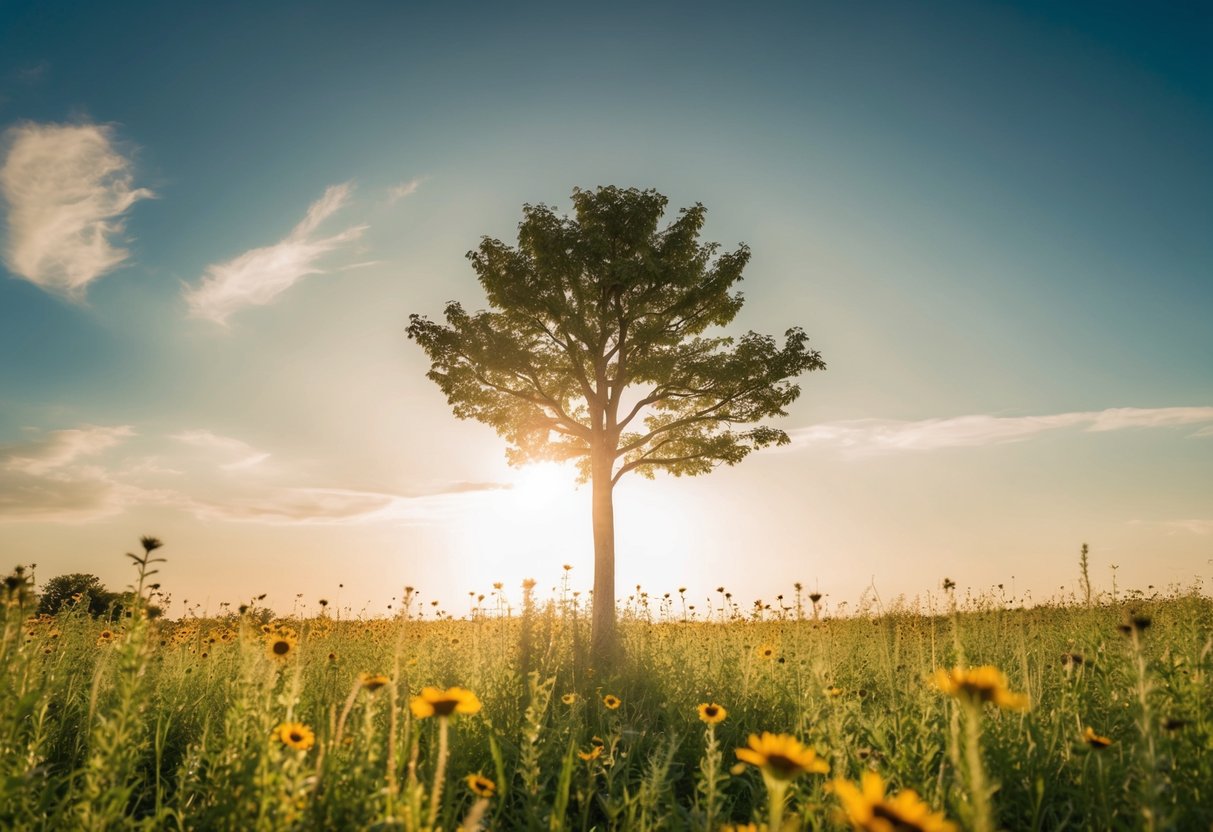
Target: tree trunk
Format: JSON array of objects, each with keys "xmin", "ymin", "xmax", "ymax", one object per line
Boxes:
[{"xmin": 589, "ymin": 447, "xmax": 617, "ymax": 664}]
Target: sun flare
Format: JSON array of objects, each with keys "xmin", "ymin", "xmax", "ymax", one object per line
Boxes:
[{"xmin": 508, "ymin": 462, "xmax": 579, "ymax": 511}]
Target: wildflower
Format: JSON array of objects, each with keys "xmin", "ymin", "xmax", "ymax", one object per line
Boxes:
[
  {"xmin": 359, "ymin": 672, "xmax": 390, "ymax": 692},
  {"xmin": 274, "ymin": 722, "xmax": 316, "ymax": 751},
  {"xmin": 603, "ymin": 694, "xmax": 621, "ymax": 710},
  {"xmin": 578, "ymin": 744, "xmax": 603, "ymax": 761},
  {"xmin": 824, "ymin": 686, "xmax": 844, "ymax": 697},
  {"xmin": 930, "ymin": 666, "xmax": 1028, "ymax": 711},
  {"xmin": 735, "ymin": 732, "xmax": 829, "ymax": 780},
  {"xmin": 409, "ymin": 686, "xmax": 481, "ymax": 719},
  {"xmin": 697, "ymin": 702, "xmax": 727, "ymax": 724},
  {"xmin": 465, "ymin": 773, "xmax": 496, "ymax": 797},
  {"xmin": 266, "ymin": 633, "xmax": 297, "ymax": 659},
  {"xmin": 96, "ymin": 629, "xmax": 116, "ymax": 645},
  {"xmin": 721, "ymin": 825, "xmax": 765, "ymax": 832},
  {"xmin": 561, "ymin": 693, "xmax": 578, "ymax": 705},
  {"xmin": 755, "ymin": 643, "xmax": 776, "ymax": 660},
  {"xmin": 1082, "ymin": 726, "xmax": 1113, "ymax": 749},
  {"xmin": 831, "ymin": 770, "xmax": 957, "ymax": 832}
]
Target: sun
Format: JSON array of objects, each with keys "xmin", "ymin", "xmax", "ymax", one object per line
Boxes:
[{"xmin": 508, "ymin": 462, "xmax": 578, "ymax": 511}]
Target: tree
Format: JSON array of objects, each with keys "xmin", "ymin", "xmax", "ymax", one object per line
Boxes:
[
  {"xmin": 37, "ymin": 573, "xmax": 114, "ymax": 617},
  {"xmin": 407, "ymin": 186, "xmax": 825, "ymax": 660}
]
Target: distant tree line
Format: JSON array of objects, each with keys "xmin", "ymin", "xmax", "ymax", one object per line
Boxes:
[{"xmin": 3, "ymin": 566, "xmax": 162, "ymax": 620}]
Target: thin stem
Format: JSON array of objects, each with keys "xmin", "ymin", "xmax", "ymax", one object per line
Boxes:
[
  {"xmin": 428, "ymin": 716, "xmax": 450, "ymax": 829},
  {"xmin": 962, "ymin": 700, "xmax": 993, "ymax": 832},
  {"xmin": 764, "ymin": 775, "xmax": 788, "ymax": 832}
]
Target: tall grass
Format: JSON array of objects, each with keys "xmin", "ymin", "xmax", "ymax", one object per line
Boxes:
[{"xmin": 1, "ymin": 551, "xmax": 1210, "ymax": 830}]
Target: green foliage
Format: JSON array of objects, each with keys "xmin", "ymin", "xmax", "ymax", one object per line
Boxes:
[
  {"xmin": 37, "ymin": 573, "xmax": 113, "ymax": 618},
  {"xmin": 407, "ymin": 186, "xmax": 825, "ymax": 479},
  {"xmin": 2, "ymin": 573, "xmax": 1211, "ymax": 830}
]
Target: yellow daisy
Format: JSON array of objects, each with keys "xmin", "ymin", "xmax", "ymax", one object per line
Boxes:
[
  {"xmin": 274, "ymin": 722, "xmax": 315, "ymax": 751},
  {"xmin": 603, "ymin": 694, "xmax": 621, "ymax": 710},
  {"xmin": 930, "ymin": 666, "xmax": 1028, "ymax": 711},
  {"xmin": 697, "ymin": 702, "xmax": 727, "ymax": 724},
  {"xmin": 465, "ymin": 773, "xmax": 496, "ymax": 797},
  {"xmin": 735, "ymin": 732, "xmax": 829, "ymax": 780},
  {"xmin": 578, "ymin": 744, "xmax": 603, "ymax": 761},
  {"xmin": 1082, "ymin": 726, "xmax": 1114, "ymax": 749},
  {"xmin": 832, "ymin": 771, "xmax": 957, "ymax": 832},
  {"xmin": 359, "ymin": 672, "xmax": 390, "ymax": 692},
  {"xmin": 409, "ymin": 686, "xmax": 481, "ymax": 719},
  {"xmin": 266, "ymin": 633, "xmax": 297, "ymax": 660},
  {"xmin": 561, "ymin": 693, "xmax": 578, "ymax": 705}
]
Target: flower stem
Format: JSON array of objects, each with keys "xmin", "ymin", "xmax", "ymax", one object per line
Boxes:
[
  {"xmin": 428, "ymin": 716, "xmax": 450, "ymax": 829},
  {"xmin": 962, "ymin": 700, "xmax": 993, "ymax": 832},
  {"xmin": 764, "ymin": 775, "xmax": 788, "ymax": 832}
]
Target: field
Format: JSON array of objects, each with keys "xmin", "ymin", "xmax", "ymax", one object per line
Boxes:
[{"xmin": 2, "ymin": 568, "xmax": 1211, "ymax": 832}]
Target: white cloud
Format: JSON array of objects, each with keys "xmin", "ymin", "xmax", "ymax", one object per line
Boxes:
[
  {"xmin": 0, "ymin": 423, "xmax": 509, "ymax": 526},
  {"xmin": 172, "ymin": 429, "xmax": 270, "ymax": 471},
  {"xmin": 0, "ymin": 426, "xmax": 139, "ymax": 522},
  {"xmin": 0, "ymin": 122, "xmax": 154, "ymax": 296},
  {"xmin": 183, "ymin": 182, "xmax": 366, "ymax": 323},
  {"xmin": 387, "ymin": 177, "xmax": 422, "ymax": 205},
  {"xmin": 1, "ymin": 425, "xmax": 135, "ymax": 475},
  {"xmin": 1161, "ymin": 519, "xmax": 1213, "ymax": 536},
  {"xmin": 788, "ymin": 406, "xmax": 1213, "ymax": 455}
]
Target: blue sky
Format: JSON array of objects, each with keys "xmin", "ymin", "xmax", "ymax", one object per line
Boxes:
[{"xmin": 1, "ymin": 1, "xmax": 1210, "ymax": 615}]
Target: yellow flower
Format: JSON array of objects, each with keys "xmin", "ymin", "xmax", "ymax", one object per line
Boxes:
[
  {"xmin": 735, "ymin": 732, "xmax": 829, "ymax": 780},
  {"xmin": 930, "ymin": 666, "xmax": 1028, "ymax": 711},
  {"xmin": 578, "ymin": 748, "xmax": 601, "ymax": 761},
  {"xmin": 359, "ymin": 672, "xmax": 390, "ymax": 692},
  {"xmin": 720, "ymin": 825, "xmax": 766, "ymax": 832},
  {"xmin": 755, "ymin": 643, "xmax": 776, "ymax": 660},
  {"xmin": 832, "ymin": 771, "xmax": 957, "ymax": 832},
  {"xmin": 274, "ymin": 722, "xmax": 316, "ymax": 751},
  {"xmin": 697, "ymin": 702, "xmax": 727, "ymax": 724},
  {"xmin": 465, "ymin": 773, "xmax": 496, "ymax": 797},
  {"xmin": 266, "ymin": 633, "xmax": 297, "ymax": 659},
  {"xmin": 603, "ymin": 694, "xmax": 621, "ymax": 710},
  {"xmin": 824, "ymin": 686, "xmax": 844, "ymax": 698},
  {"xmin": 409, "ymin": 686, "xmax": 481, "ymax": 719},
  {"xmin": 1082, "ymin": 726, "xmax": 1114, "ymax": 749},
  {"xmin": 96, "ymin": 629, "xmax": 116, "ymax": 645},
  {"xmin": 561, "ymin": 693, "xmax": 578, "ymax": 705}
]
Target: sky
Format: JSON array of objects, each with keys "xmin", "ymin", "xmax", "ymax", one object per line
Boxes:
[{"xmin": 0, "ymin": 0, "xmax": 1210, "ymax": 617}]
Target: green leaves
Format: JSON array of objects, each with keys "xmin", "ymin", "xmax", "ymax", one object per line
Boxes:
[{"xmin": 407, "ymin": 186, "xmax": 825, "ymax": 484}]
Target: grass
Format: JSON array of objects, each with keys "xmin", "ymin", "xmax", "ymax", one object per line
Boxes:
[{"xmin": 1, "ymin": 554, "xmax": 1210, "ymax": 831}]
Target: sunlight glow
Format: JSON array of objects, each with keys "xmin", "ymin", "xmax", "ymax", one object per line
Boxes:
[{"xmin": 507, "ymin": 462, "xmax": 579, "ymax": 511}]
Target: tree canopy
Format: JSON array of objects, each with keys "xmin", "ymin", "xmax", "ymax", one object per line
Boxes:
[
  {"xmin": 408, "ymin": 186, "xmax": 823, "ymax": 479},
  {"xmin": 408, "ymin": 186, "xmax": 825, "ymax": 658}
]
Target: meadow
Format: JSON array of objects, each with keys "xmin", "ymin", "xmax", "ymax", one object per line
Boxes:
[{"xmin": 1, "ymin": 555, "xmax": 1210, "ymax": 832}]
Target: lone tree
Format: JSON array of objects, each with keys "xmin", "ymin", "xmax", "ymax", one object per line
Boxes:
[{"xmin": 408, "ymin": 186, "xmax": 824, "ymax": 660}]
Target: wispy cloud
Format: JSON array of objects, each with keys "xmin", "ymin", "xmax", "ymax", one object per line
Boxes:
[
  {"xmin": 0, "ymin": 122, "xmax": 154, "ymax": 296},
  {"xmin": 183, "ymin": 183, "xmax": 366, "ymax": 323},
  {"xmin": 0, "ymin": 426, "xmax": 139, "ymax": 521},
  {"xmin": 1160, "ymin": 519, "xmax": 1213, "ymax": 536},
  {"xmin": 387, "ymin": 177, "xmax": 422, "ymax": 205},
  {"xmin": 788, "ymin": 406, "xmax": 1213, "ymax": 455},
  {"xmin": 0, "ymin": 423, "xmax": 509, "ymax": 525},
  {"xmin": 172, "ymin": 429, "xmax": 270, "ymax": 471},
  {"xmin": 1, "ymin": 425, "xmax": 135, "ymax": 475}
]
